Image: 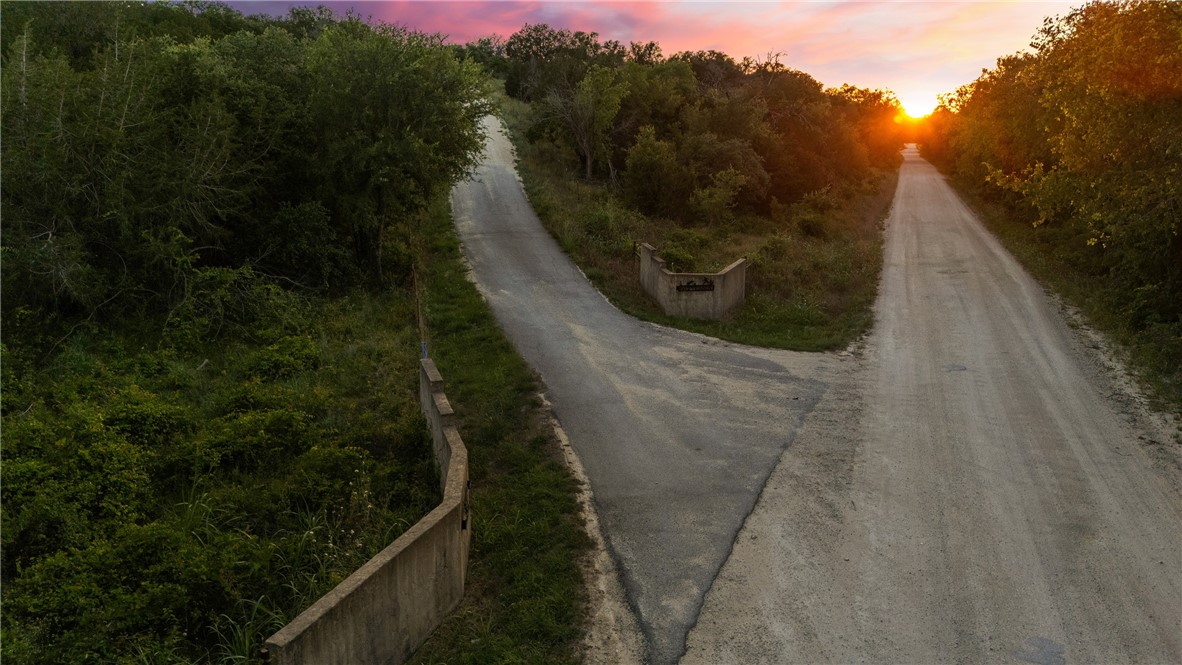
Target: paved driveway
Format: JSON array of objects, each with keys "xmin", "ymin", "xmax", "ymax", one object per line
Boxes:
[{"xmin": 450, "ymin": 116, "xmax": 835, "ymax": 663}]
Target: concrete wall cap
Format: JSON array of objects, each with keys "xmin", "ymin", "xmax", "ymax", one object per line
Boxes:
[
  {"xmin": 433, "ymin": 392, "xmax": 455, "ymax": 419},
  {"xmin": 420, "ymin": 358, "xmax": 445, "ymax": 389}
]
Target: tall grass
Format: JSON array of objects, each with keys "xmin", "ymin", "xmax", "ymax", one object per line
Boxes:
[
  {"xmin": 500, "ymin": 96, "xmax": 898, "ymax": 351},
  {"xmin": 1, "ymin": 283, "xmax": 439, "ymax": 663},
  {"xmin": 409, "ymin": 198, "xmax": 590, "ymax": 664}
]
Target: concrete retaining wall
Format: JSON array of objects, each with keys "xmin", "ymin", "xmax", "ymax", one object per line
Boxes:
[
  {"xmin": 264, "ymin": 358, "xmax": 470, "ymax": 665},
  {"xmin": 637, "ymin": 242, "xmax": 747, "ymax": 320}
]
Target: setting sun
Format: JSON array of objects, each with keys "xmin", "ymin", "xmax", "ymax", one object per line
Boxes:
[{"xmin": 898, "ymin": 93, "xmax": 939, "ymax": 118}]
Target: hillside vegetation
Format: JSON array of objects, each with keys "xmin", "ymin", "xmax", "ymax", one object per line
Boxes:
[
  {"xmin": 460, "ymin": 26, "xmax": 905, "ymax": 349},
  {"xmin": 2, "ymin": 4, "xmax": 587, "ymax": 663},
  {"xmin": 919, "ymin": 0, "xmax": 1182, "ymax": 413}
]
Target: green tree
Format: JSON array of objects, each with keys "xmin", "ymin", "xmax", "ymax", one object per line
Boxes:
[
  {"xmin": 299, "ymin": 19, "xmax": 493, "ymax": 281},
  {"xmin": 615, "ymin": 59, "xmax": 696, "ymax": 141},
  {"xmin": 504, "ymin": 23, "xmax": 619, "ymax": 101},
  {"xmin": 1023, "ymin": 0, "xmax": 1181, "ymax": 323},
  {"xmin": 670, "ymin": 49, "xmax": 744, "ymax": 90},
  {"xmin": 1, "ymin": 5, "xmax": 494, "ymax": 325},
  {"xmin": 689, "ymin": 167, "xmax": 748, "ymax": 226},
  {"xmin": 920, "ymin": 0, "xmax": 1182, "ymax": 328},
  {"xmin": 828, "ymin": 84, "xmax": 905, "ymax": 168},
  {"xmin": 540, "ymin": 64, "xmax": 629, "ymax": 179},
  {"xmin": 622, "ymin": 125, "xmax": 688, "ymax": 216}
]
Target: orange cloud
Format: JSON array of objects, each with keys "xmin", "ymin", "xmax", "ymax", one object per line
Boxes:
[{"xmin": 230, "ymin": 0, "xmax": 1078, "ymax": 100}]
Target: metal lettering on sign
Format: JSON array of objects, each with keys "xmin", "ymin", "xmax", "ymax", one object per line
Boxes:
[{"xmin": 676, "ymin": 278, "xmax": 715, "ymax": 292}]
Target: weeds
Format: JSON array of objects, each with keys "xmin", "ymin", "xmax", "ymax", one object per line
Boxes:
[
  {"xmin": 501, "ymin": 96, "xmax": 898, "ymax": 351},
  {"xmin": 408, "ymin": 198, "xmax": 590, "ymax": 664},
  {"xmin": 952, "ymin": 182, "xmax": 1182, "ymax": 419},
  {"xmin": 211, "ymin": 598, "xmax": 287, "ymax": 664},
  {"xmin": 2, "ymin": 286, "xmax": 439, "ymax": 663}
]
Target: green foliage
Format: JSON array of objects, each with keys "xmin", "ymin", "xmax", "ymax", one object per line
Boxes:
[
  {"xmin": 2, "ymin": 6, "xmax": 593, "ymax": 662},
  {"xmin": 504, "ymin": 88, "xmax": 898, "ymax": 350},
  {"xmin": 456, "ymin": 34, "xmax": 508, "ymax": 78},
  {"xmin": 0, "ymin": 3, "xmax": 502, "ymax": 661},
  {"xmin": 661, "ymin": 229, "xmax": 710, "ymax": 272},
  {"xmin": 790, "ymin": 187, "xmax": 841, "ymax": 238},
  {"xmin": 582, "ymin": 200, "xmax": 639, "ymax": 255},
  {"xmin": 303, "ymin": 20, "xmax": 494, "ymax": 277},
  {"xmin": 264, "ymin": 203, "xmax": 358, "ymax": 289},
  {"xmin": 2, "ymin": 285, "xmax": 438, "ymax": 663},
  {"xmin": 622, "ymin": 125, "xmax": 687, "ymax": 216},
  {"xmin": 165, "ymin": 267, "xmax": 309, "ymax": 346},
  {"xmin": 503, "ymin": 23, "xmax": 625, "ymax": 101},
  {"xmin": 616, "ymin": 59, "xmax": 696, "ymax": 137},
  {"xmin": 0, "ymin": 1, "xmax": 266, "ymax": 67},
  {"xmin": 1, "ymin": 3, "xmax": 492, "ymax": 329},
  {"xmin": 4, "ymin": 191, "xmax": 595, "ymax": 662},
  {"xmin": 497, "ymin": 27, "xmax": 901, "ymax": 347},
  {"xmin": 828, "ymin": 84, "xmax": 905, "ymax": 169},
  {"xmin": 410, "ymin": 199, "xmax": 589, "ymax": 664},
  {"xmin": 537, "ymin": 64, "xmax": 629, "ymax": 179},
  {"xmin": 502, "ymin": 23, "xmax": 901, "ymax": 222},
  {"xmin": 688, "ymin": 167, "xmax": 748, "ymax": 226},
  {"xmin": 671, "ymin": 49, "xmax": 744, "ymax": 89},
  {"xmin": 247, "ymin": 335, "xmax": 320, "ymax": 380},
  {"xmin": 920, "ymin": 0, "xmax": 1182, "ymax": 410}
]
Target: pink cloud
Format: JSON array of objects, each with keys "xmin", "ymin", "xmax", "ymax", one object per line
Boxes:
[{"xmin": 228, "ymin": 0, "xmax": 1079, "ymax": 104}]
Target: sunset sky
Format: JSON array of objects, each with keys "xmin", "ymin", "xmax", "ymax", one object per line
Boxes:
[{"xmin": 230, "ymin": 0, "xmax": 1081, "ymax": 115}]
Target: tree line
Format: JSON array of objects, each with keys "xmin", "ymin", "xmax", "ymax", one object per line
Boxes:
[
  {"xmin": 459, "ymin": 23, "xmax": 906, "ymax": 228},
  {"xmin": 919, "ymin": 0, "xmax": 1181, "ymax": 333},
  {"xmin": 1, "ymin": 2, "xmax": 492, "ymax": 662},
  {"xmin": 2, "ymin": 1, "xmax": 492, "ymax": 336}
]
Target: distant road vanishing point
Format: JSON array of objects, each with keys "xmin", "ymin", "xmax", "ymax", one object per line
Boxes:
[
  {"xmin": 452, "ymin": 122, "xmax": 1182, "ymax": 664},
  {"xmin": 682, "ymin": 146, "xmax": 1182, "ymax": 664}
]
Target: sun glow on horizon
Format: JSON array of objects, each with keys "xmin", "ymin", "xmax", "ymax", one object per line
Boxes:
[{"xmin": 898, "ymin": 93, "xmax": 939, "ymax": 118}]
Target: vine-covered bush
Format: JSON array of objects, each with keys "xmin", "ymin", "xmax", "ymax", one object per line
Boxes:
[
  {"xmin": 1, "ymin": 2, "xmax": 493, "ymax": 324},
  {"xmin": 2, "ymin": 291, "xmax": 440, "ymax": 663},
  {"xmin": 0, "ymin": 2, "xmax": 492, "ymax": 662}
]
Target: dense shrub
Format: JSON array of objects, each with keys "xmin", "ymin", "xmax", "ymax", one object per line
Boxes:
[
  {"xmin": 494, "ymin": 22, "xmax": 905, "ymax": 235},
  {"xmin": 2, "ymin": 289, "xmax": 438, "ymax": 663},
  {"xmin": 1, "ymin": 2, "xmax": 493, "ymax": 326},
  {"xmin": 920, "ymin": 0, "xmax": 1181, "ymax": 406},
  {"xmin": 0, "ymin": 2, "xmax": 488, "ymax": 661}
]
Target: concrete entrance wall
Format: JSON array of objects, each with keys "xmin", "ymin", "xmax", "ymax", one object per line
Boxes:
[
  {"xmin": 264, "ymin": 358, "xmax": 470, "ymax": 665},
  {"xmin": 637, "ymin": 243, "xmax": 747, "ymax": 320}
]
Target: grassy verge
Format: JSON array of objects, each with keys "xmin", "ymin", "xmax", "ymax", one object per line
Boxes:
[
  {"xmin": 411, "ymin": 198, "xmax": 590, "ymax": 663},
  {"xmin": 948, "ymin": 182, "xmax": 1182, "ymax": 421},
  {"xmin": 2, "ymin": 282, "xmax": 438, "ymax": 662},
  {"xmin": 2, "ymin": 194, "xmax": 591, "ymax": 663},
  {"xmin": 499, "ymin": 96, "xmax": 898, "ymax": 351}
]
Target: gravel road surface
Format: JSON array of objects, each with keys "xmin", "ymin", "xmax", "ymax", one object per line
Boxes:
[
  {"xmin": 681, "ymin": 146, "xmax": 1182, "ymax": 664},
  {"xmin": 450, "ymin": 117, "xmax": 838, "ymax": 663}
]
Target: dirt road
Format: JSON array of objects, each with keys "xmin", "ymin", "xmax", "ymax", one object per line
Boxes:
[
  {"xmin": 450, "ymin": 117, "xmax": 837, "ymax": 663},
  {"xmin": 681, "ymin": 146, "xmax": 1182, "ymax": 664}
]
